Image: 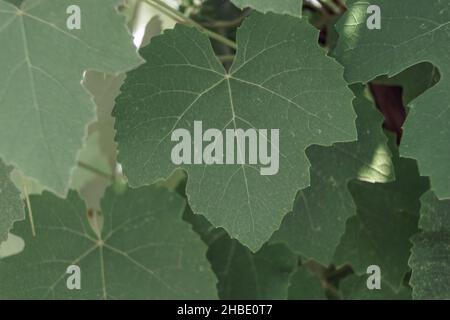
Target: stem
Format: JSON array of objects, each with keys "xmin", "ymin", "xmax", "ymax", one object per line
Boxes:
[
  {"xmin": 144, "ymin": 0, "xmax": 184, "ymax": 23},
  {"xmin": 77, "ymin": 161, "xmax": 114, "ymax": 181},
  {"xmin": 22, "ymin": 179, "xmax": 36, "ymax": 237},
  {"xmin": 326, "ymin": 264, "xmax": 354, "ymax": 282},
  {"xmin": 218, "ymin": 54, "xmax": 235, "ymax": 63},
  {"xmin": 144, "ymin": 0, "xmax": 237, "ymax": 50},
  {"xmin": 202, "ymin": 11, "xmax": 249, "ymax": 28},
  {"xmin": 319, "ymin": 0, "xmax": 341, "ymax": 15}
]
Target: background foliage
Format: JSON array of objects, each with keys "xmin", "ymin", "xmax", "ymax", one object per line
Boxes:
[{"xmin": 0, "ymin": 0, "xmax": 448, "ymax": 299}]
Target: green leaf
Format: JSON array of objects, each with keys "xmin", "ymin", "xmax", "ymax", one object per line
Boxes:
[
  {"xmin": 271, "ymin": 85, "xmax": 392, "ymax": 264},
  {"xmin": 333, "ymin": 154, "xmax": 429, "ymax": 290},
  {"xmin": 409, "ymin": 191, "xmax": 450, "ymax": 299},
  {"xmin": 0, "ymin": 186, "xmax": 218, "ymax": 299},
  {"xmin": 0, "ymin": 0, "xmax": 142, "ymax": 196},
  {"xmin": 287, "ymin": 267, "xmax": 326, "ymax": 300},
  {"xmin": 418, "ymin": 191, "xmax": 450, "ymax": 233},
  {"xmin": 3, "ymin": 0, "xmax": 22, "ymax": 7},
  {"xmin": 184, "ymin": 207, "xmax": 297, "ymax": 299},
  {"xmin": 231, "ymin": 0, "xmax": 302, "ymax": 17},
  {"xmin": 0, "ymin": 160, "xmax": 25, "ymax": 244},
  {"xmin": 209, "ymin": 233, "xmax": 297, "ymax": 299},
  {"xmin": 114, "ymin": 12, "xmax": 356, "ymax": 252},
  {"xmin": 340, "ymin": 275, "xmax": 411, "ymax": 300},
  {"xmin": 333, "ymin": 0, "xmax": 450, "ymax": 199}
]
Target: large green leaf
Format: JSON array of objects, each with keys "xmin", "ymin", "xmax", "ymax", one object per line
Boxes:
[
  {"xmin": 0, "ymin": 160, "xmax": 25, "ymax": 244},
  {"xmin": 0, "ymin": 186, "xmax": 217, "ymax": 299},
  {"xmin": 114, "ymin": 12, "xmax": 356, "ymax": 251},
  {"xmin": 409, "ymin": 191, "xmax": 450, "ymax": 299},
  {"xmin": 231, "ymin": 0, "xmax": 302, "ymax": 17},
  {"xmin": 333, "ymin": 155, "xmax": 429, "ymax": 290},
  {"xmin": 0, "ymin": 0, "xmax": 142, "ymax": 196},
  {"xmin": 272, "ymin": 86, "xmax": 393, "ymax": 264},
  {"xmin": 333, "ymin": 0, "xmax": 450, "ymax": 199}
]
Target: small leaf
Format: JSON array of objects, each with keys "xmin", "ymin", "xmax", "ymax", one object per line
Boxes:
[{"xmin": 0, "ymin": 160, "xmax": 25, "ymax": 244}]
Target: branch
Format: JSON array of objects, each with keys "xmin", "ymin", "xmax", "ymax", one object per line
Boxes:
[{"xmin": 144, "ymin": 0, "xmax": 237, "ymax": 50}]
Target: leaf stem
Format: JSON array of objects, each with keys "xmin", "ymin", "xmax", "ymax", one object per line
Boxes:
[
  {"xmin": 318, "ymin": 0, "xmax": 341, "ymax": 14},
  {"xmin": 143, "ymin": 0, "xmax": 237, "ymax": 50},
  {"xmin": 202, "ymin": 11, "xmax": 249, "ymax": 28},
  {"xmin": 218, "ymin": 54, "xmax": 235, "ymax": 62},
  {"xmin": 77, "ymin": 161, "xmax": 114, "ymax": 181},
  {"xmin": 22, "ymin": 178, "xmax": 36, "ymax": 237},
  {"xmin": 326, "ymin": 264, "xmax": 353, "ymax": 282}
]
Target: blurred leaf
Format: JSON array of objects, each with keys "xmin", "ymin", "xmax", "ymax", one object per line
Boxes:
[{"xmin": 410, "ymin": 191, "xmax": 450, "ymax": 299}]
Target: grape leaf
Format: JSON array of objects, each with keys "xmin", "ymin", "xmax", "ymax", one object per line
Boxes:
[
  {"xmin": 340, "ymin": 275, "xmax": 411, "ymax": 300},
  {"xmin": 231, "ymin": 0, "xmax": 302, "ymax": 17},
  {"xmin": 333, "ymin": 154, "xmax": 429, "ymax": 290},
  {"xmin": 0, "ymin": 0, "xmax": 142, "ymax": 196},
  {"xmin": 271, "ymin": 85, "xmax": 393, "ymax": 264},
  {"xmin": 287, "ymin": 267, "xmax": 326, "ymax": 300},
  {"xmin": 333, "ymin": 0, "xmax": 450, "ymax": 199},
  {"xmin": 0, "ymin": 160, "xmax": 25, "ymax": 244},
  {"xmin": 0, "ymin": 186, "xmax": 218, "ymax": 299},
  {"xmin": 409, "ymin": 191, "xmax": 450, "ymax": 299},
  {"xmin": 113, "ymin": 12, "xmax": 356, "ymax": 252}
]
